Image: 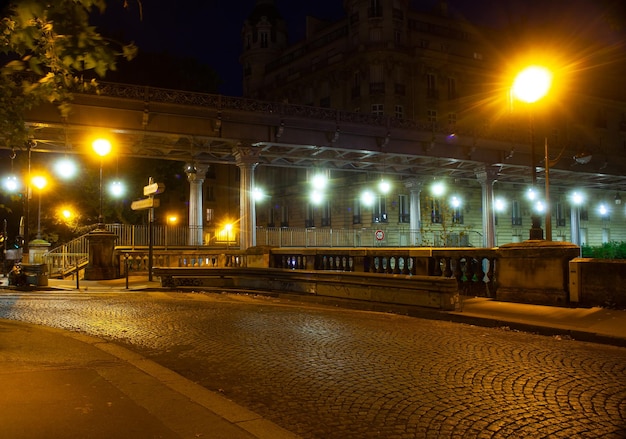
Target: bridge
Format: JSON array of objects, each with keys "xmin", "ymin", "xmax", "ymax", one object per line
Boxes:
[{"xmin": 11, "ymin": 82, "xmax": 626, "ymax": 248}]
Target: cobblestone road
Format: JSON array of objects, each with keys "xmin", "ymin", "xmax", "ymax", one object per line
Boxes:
[{"xmin": 1, "ymin": 290, "xmax": 625, "ymax": 438}]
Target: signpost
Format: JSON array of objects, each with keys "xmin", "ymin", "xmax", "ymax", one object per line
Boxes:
[{"xmin": 132, "ymin": 178, "xmax": 165, "ymax": 281}]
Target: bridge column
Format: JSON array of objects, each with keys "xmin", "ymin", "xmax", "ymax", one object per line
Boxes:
[
  {"xmin": 186, "ymin": 163, "xmax": 208, "ymax": 246},
  {"xmin": 403, "ymin": 179, "xmax": 423, "ymax": 245},
  {"xmin": 475, "ymin": 166, "xmax": 499, "ymax": 248},
  {"xmin": 234, "ymin": 145, "xmax": 260, "ymax": 250}
]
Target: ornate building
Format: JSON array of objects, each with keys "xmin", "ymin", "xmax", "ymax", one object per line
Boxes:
[{"xmin": 232, "ymin": 0, "xmax": 626, "ymax": 247}]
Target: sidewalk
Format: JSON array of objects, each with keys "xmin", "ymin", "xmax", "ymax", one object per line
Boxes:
[{"xmin": 0, "ymin": 318, "xmax": 299, "ymax": 439}]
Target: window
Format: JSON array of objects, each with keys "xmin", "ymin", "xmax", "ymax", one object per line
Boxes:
[
  {"xmin": 427, "ymin": 109, "xmax": 437, "ymax": 123},
  {"xmin": 370, "ymin": 64, "xmax": 384, "ymax": 84},
  {"xmin": 280, "ymin": 205, "xmax": 289, "ymax": 227},
  {"xmin": 353, "ymin": 198, "xmax": 362, "ymax": 224},
  {"xmin": 268, "ymin": 207, "xmax": 275, "ymax": 228},
  {"xmin": 431, "ymin": 199, "xmax": 442, "ymax": 224},
  {"xmin": 427, "ymin": 73, "xmax": 437, "ymax": 98},
  {"xmin": 473, "ymin": 52, "xmax": 483, "ymax": 60},
  {"xmin": 448, "ymin": 112, "xmax": 457, "ymax": 128},
  {"xmin": 398, "ymin": 194, "xmax": 410, "ymax": 223},
  {"xmin": 372, "ymin": 196, "xmax": 388, "ymax": 223},
  {"xmin": 447, "ymin": 77, "xmax": 457, "ymax": 99},
  {"xmin": 580, "ymin": 207, "xmax": 589, "ymax": 221},
  {"xmin": 205, "ymin": 185, "xmax": 215, "ymax": 202},
  {"xmin": 395, "ymin": 105, "xmax": 404, "ymax": 119},
  {"xmin": 260, "ymin": 32, "xmax": 268, "ymax": 48},
  {"xmin": 321, "ymin": 200, "xmax": 331, "ymax": 227},
  {"xmin": 369, "ymin": 0, "xmax": 382, "ymax": 17},
  {"xmin": 305, "ymin": 203, "xmax": 315, "ymax": 228},
  {"xmin": 206, "ymin": 208, "xmax": 214, "ymax": 224},
  {"xmin": 555, "ymin": 201, "xmax": 566, "ymax": 227},
  {"xmin": 372, "ymin": 104, "xmax": 384, "ymax": 116},
  {"xmin": 370, "ymin": 28, "xmax": 382, "ymax": 41},
  {"xmin": 511, "ymin": 200, "xmax": 522, "ymax": 226}
]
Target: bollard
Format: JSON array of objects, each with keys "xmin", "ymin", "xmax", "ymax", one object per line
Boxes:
[{"xmin": 125, "ymin": 253, "xmax": 129, "ymax": 289}]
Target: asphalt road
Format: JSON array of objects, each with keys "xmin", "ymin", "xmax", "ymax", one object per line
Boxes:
[{"xmin": 1, "ymin": 290, "xmax": 625, "ymax": 439}]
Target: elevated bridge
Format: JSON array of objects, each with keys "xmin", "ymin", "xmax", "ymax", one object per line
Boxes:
[{"xmin": 10, "ymin": 82, "xmax": 626, "ymax": 248}]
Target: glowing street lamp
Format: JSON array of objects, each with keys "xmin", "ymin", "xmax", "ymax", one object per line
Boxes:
[
  {"xmin": 512, "ymin": 65, "xmax": 553, "ymax": 240},
  {"xmin": 512, "ymin": 66, "xmax": 552, "ymax": 105},
  {"xmin": 92, "ymin": 138, "xmax": 112, "ymax": 228},
  {"xmin": 54, "ymin": 157, "xmax": 78, "ymax": 179}
]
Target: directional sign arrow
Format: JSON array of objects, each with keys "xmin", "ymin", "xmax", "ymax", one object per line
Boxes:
[
  {"xmin": 143, "ymin": 182, "xmax": 165, "ymax": 196},
  {"xmin": 131, "ymin": 197, "xmax": 160, "ymax": 210}
]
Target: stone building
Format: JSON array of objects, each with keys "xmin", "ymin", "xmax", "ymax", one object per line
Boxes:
[{"xmin": 204, "ymin": 0, "xmax": 626, "ymax": 247}]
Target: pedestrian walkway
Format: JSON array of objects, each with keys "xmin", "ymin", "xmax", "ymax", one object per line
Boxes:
[{"xmin": 0, "ymin": 317, "xmax": 299, "ymax": 439}]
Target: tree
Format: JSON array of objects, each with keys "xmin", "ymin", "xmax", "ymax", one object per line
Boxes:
[{"xmin": 0, "ymin": 0, "xmax": 137, "ymax": 148}]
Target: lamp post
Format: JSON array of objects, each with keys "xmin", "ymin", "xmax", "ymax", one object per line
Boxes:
[
  {"xmin": 31, "ymin": 175, "xmax": 47, "ymax": 240},
  {"xmin": 92, "ymin": 138, "xmax": 112, "ymax": 229},
  {"xmin": 511, "ymin": 65, "xmax": 553, "ymax": 240}
]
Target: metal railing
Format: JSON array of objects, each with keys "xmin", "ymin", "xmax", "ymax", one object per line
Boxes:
[{"xmin": 44, "ymin": 224, "xmax": 483, "ymax": 277}]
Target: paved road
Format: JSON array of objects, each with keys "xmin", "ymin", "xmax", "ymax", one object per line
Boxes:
[{"xmin": 1, "ymin": 290, "xmax": 625, "ymax": 439}]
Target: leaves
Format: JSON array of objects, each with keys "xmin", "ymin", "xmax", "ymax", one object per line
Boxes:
[{"xmin": 0, "ymin": 0, "xmax": 138, "ymax": 147}]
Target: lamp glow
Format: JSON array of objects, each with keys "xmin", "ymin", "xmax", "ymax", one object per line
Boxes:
[
  {"xmin": 55, "ymin": 158, "xmax": 77, "ymax": 179},
  {"xmin": 431, "ymin": 181, "xmax": 446, "ymax": 197},
  {"xmin": 361, "ymin": 190, "xmax": 375, "ymax": 207},
  {"xmin": 512, "ymin": 66, "xmax": 552, "ymax": 104}
]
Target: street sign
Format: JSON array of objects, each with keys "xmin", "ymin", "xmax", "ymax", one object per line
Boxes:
[
  {"xmin": 131, "ymin": 197, "xmax": 160, "ymax": 210},
  {"xmin": 143, "ymin": 182, "xmax": 165, "ymax": 196}
]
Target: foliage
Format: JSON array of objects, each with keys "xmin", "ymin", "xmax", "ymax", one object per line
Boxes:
[
  {"xmin": 581, "ymin": 241, "xmax": 626, "ymax": 259},
  {"xmin": 0, "ymin": 0, "xmax": 137, "ymax": 147}
]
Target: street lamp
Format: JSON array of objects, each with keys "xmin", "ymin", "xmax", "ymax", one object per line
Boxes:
[
  {"xmin": 31, "ymin": 175, "xmax": 47, "ymax": 239},
  {"xmin": 92, "ymin": 138, "xmax": 112, "ymax": 228},
  {"xmin": 511, "ymin": 65, "xmax": 553, "ymax": 239}
]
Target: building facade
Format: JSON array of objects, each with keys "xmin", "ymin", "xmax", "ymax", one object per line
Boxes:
[{"xmin": 227, "ymin": 0, "xmax": 626, "ymax": 247}]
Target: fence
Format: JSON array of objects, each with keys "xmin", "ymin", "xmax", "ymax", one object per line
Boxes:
[{"xmin": 45, "ymin": 224, "xmax": 483, "ymax": 277}]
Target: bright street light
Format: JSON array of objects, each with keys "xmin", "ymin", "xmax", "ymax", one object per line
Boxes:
[
  {"xmin": 54, "ymin": 157, "xmax": 78, "ymax": 179},
  {"xmin": 92, "ymin": 138, "xmax": 112, "ymax": 227},
  {"xmin": 378, "ymin": 179, "xmax": 391, "ymax": 194},
  {"xmin": 109, "ymin": 180, "xmax": 125, "ymax": 197},
  {"xmin": 512, "ymin": 66, "xmax": 552, "ymax": 104},
  {"xmin": 361, "ymin": 190, "xmax": 375, "ymax": 207},
  {"xmin": 431, "ymin": 181, "xmax": 446, "ymax": 197},
  {"xmin": 3, "ymin": 175, "xmax": 19, "ymax": 192}
]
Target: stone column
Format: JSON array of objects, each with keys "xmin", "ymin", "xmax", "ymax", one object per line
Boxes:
[
  {"xmin": 475, "ymin": 166, "xmax": 498, "ymax": 248},
  {"xmin": 403, "ymin": 178, "xmax": 423, "ymax": 245},
  {"xmin": 186, "ymin": 163, "xmax": 208, "ymax": 246},
  {"xmin": 84, "ymin": 230, "xmax": 118, "ymax": 280},
  {"xmin": 234, "ymin": 145, "xmax": 260, "ymax": 250}
]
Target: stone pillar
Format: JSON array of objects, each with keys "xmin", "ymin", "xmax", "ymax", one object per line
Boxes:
[
  {"xmin": 84, "ymin": 229, "xmax": 118, "ymax": 280},
  {"xmin": 234, "ymin": 145, "xmax": 260, "ymax": 250},
  {"xmin": 186, "ymin": 163, "xmax": 208, "ymax": 246},
  {"xmin": 403, "ymin": 179, "xmax": 423, "ymax": 245},
  {"xmin": 475, "ymin": 166, "xmax": 498, "ymax": 248},
  {"xmin": 497, "ymin": 241, "xmax": 580, "ymax": 305}
]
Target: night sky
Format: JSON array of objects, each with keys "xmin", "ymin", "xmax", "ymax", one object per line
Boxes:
[{"xmin": 100, "ymin": 0, "xmax": 624, "ymax": 97}]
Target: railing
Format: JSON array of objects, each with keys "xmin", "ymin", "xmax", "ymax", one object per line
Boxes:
[
  {"xmin": 120, "ymin": 249, "xmax": 247, "ymax": 274},
  {"xmin": 256, "ymin": 227, "xmax": 483, "ymax": 248},
  {"xmin": 45, "ymin": 224, "xmax": 483, "ymax": 277},
  {"xmin": 45, "ymin": 224, "xmax": 196, "ymax": 276},
  {"xmin": 270, "ymin": 248, "xmax": 497, "ymax": 298}
]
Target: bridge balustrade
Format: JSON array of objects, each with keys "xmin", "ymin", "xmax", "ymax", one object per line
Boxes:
[{"xmin": 271, "ymin": 248, "xmax": 497, "ymax": 298}]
